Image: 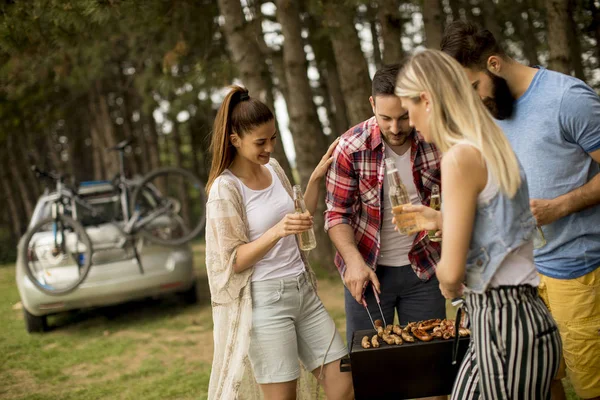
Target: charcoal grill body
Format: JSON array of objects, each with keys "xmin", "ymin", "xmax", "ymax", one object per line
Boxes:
[{"xmin": 348, "ymin": 329, "xmax": 470, "ymax": 400}]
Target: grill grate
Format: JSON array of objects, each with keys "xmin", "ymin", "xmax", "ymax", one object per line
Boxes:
[{"xmin": 348, "ymin": 328, "xmax": 470, "ymax": 400}]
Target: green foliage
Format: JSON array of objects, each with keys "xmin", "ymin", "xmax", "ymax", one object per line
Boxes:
[{"xmin": 0, "ymin": 0, "xmax": 236, "ymax": 251}]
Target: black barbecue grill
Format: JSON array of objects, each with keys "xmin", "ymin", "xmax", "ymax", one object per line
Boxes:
[{"xmin": 342, "ymin": 329, "xmax": 470, "ymax": 400}]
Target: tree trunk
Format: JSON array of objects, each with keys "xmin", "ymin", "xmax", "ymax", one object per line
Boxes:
[
  {"xmin": 314, "ymin": 65, "xmax": 340, "ymax": 141},
  {"xmin": 170, "ymin": 122, "xmax": 191, "ymax": 228},
  {"xmin": 300, "ymin": 12, "xmax": 339, "ymax": 137},
  {"xmin": 567, "ymin": 0, "xmax": 585, "ymax": 80},
  {"xmin": 90, "ymin": 124, "xmax": 105, "ymax": 181},
  {"xmin": 0, "ymin": 164, "xmax": 23, "ymax": 239},
  {"xmin": 302, "ymin": 36, "xmax": 340, "ymax": 139},
  {"xmin": 45, "ymin": 132, "xmax": 63, "ymax": 173},
  {"xmin": 368, "ymin": 4, "xmax": 383, "ymax": 69},
  {"xmin": 89, "ymin": 83, "xmax": 119, "ymax": 178},
  {"xmin": 251, "ymin": 17, "xmax": 301, "ymax": 179},
  {"xmin": 248, "ymin": 5, "xmax": 299, "ymax": 182},
  {"xmin": 515, "ymin": 2, "xmax": 540, "ymax": 66},
  {"xmin": 322, "ymin": 0, "xmax": 373, "ymax": 127},
  {"xmin": 189, "ymin": 114, "xmax": 210, "ymax": 184},
  {"xmin": 170, "ymin": 121, "xmax": 184, "ymax": 169},
  {"xmin": 138, "ymin": 125, "xmax": 150, "ymax": 175},
  {"xmin": 377, "ymin": 0, "xmax": 405, "ymax": 65},
  {"xmin": 422, "ymin": 0, "xmax": 444, "ymax": 48},
  {"xmin": 121, "ymin": 89, "xmax": 141, "ymax": 177},
  {"xmin": 16, "ymin": 130, "xmax": 41, "ymax": 201},
  {"xmin": 590, "ymin": 0, "xmax": 600, "ymax": 69},
  {"xmin": 217, "ymin": 0, "xmax": 293, "ymax": 178},
  {"xmin": 467, "ymin": 0, "xmax": 485, "ymax": 26},
  {"xmin": 325, "ymin": 58, "xmax": 351, "ymax": 134},
  {"xmin": 158, "ymin": 124, "xmax": 170, "ymax": 166},
  {"xmin": 275, "ymin": 0, "xmax": 336, "ymax": 267},
  {"xmin": 270, "ymin": 50, "xmax": 290, "ymax": 105},
  {"xmin": 545, "ymin": 0, "xmax": 571, "ymax": 74},
  {"xmin": 6, "ymin": 136, "xmax": 34, "ymax": 219},
  {"xmin": 449, "ymin": 0, "xmax": 462, "ymax": 21},
  {"xmin": 305, "ymin": 14, "xmax": 350, "ymax": 134},
  {"xmin": 6, "ymin": 134, "xmax": 35, "ymax": 220},
  {"xmin": 145, "ymin": 116, "xmax": 162, "ymax": 172},
  {"xmin": 95, "ymin": 85, "xmax": 120, "ymax": 178},
  {"xmin": 65, "ymin": 105, "xmax": 94, "ymax": 183},
  {"xmin": 480, "ymin": 0, "xmax": 504, "ymax": 44}
]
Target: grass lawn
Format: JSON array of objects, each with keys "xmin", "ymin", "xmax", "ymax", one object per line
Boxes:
[{"xmin": 0, "ymin": 243, "xmax": 581, "ymax": 399}]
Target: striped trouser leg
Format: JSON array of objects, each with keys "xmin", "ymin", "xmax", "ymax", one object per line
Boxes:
[
  {"xmin": 467, "ymin": 286, "xmax": 562, "ymax": 400},
  {"xmin": 450, "ymin": 341, "xmax": 481, "ymax": 400}
]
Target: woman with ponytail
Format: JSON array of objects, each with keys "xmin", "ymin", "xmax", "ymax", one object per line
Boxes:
[
  {"xmin": 205, "ymin": 86, "xmax": 352, "ymax": 400},
  {"xmin": 394, "ymin": 50, "xmax": 561, "ymax": 399}
]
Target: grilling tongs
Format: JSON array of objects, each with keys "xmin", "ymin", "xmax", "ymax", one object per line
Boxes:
[
  {"xmin": 451, "ymin": 297, "xmax": 465, "ymax": 365},
  {"xmin": 362, "ymin": 283, "xmax": 386, "ymax": 330}
]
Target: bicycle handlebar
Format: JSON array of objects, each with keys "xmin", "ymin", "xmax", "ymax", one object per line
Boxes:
[
  {"xmin": 30, "ymin": 166, "xmax": 79, "ymax": 196},
  {"xmin": 31, "ymin": 166, "xmax": 63, "ymax": 183}
]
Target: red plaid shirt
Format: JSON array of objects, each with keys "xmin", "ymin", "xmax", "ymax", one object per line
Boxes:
[{"xmin": 324, "ymin": 117, "xmax": 442, "ymax": 280}]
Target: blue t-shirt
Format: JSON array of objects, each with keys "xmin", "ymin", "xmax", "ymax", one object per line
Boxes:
[{"xmin": 496, "ymin": 67, "xmax": 600, "ymax": 279}]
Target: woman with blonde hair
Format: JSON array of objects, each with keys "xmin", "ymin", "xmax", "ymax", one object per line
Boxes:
[
  {"xmin": 204, "ymin": 85, "xmax": 352, "ymax": 400},
  {"xmin": 393, "ymin": 50, "xmax": 561, "ymax": 399}
]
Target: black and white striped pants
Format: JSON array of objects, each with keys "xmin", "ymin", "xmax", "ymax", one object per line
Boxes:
[{"xmin": 451, "ymin": 285, "xmax": 562, "ymax": 400}]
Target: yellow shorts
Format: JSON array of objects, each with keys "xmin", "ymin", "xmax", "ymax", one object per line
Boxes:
[{"xmin": 538, "ymin": 267, "xmax": 600, "ymax": 399}]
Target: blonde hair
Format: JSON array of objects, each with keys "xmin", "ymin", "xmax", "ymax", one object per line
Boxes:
[{"xmin": 395, "ymin": 49, "xmax": 521, "ymax": 197}]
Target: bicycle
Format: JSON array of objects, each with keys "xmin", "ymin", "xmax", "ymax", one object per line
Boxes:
[{"xmin": 21, "ymin": 139, "xmax": 206, "ymax": 296}]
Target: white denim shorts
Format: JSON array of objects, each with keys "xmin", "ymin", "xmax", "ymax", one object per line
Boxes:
[{"xmin": 248, "ymin": 271, "xmax": 348, "ymax": 384}]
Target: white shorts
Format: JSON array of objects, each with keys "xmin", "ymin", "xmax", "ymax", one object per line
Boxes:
[{"xmin": 248, "ymin": 271, "xmax": 348, "ymax": 384}]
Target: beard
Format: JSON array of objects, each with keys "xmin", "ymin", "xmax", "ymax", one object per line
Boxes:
[
  {"xmin": 482, "ymin": 72, "xmax": 515, "ymax": 120},
  {"xmin": 382, "ymin": 127, "xmax": 415, "ymax": 147}
]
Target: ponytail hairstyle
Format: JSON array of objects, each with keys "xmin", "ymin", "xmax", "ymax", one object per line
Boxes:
[{"xmin": 206, "ymin": 86, "xmax": 274, "ymax": 193}]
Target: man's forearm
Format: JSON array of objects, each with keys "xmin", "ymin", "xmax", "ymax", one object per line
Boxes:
[
  {"xmin": 328, "ymin": 223, "xmax": 363, "ymax": 268},
  {"xmin": 555, "ymin": 173, "xmax": 600, "ymax": 218}
]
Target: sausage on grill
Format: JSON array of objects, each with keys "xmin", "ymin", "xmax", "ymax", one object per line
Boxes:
[
  {"xmin": 411, "ymin": 327, "xmax": 433, "ymax": 342},
  {"xmin": 361, "ymin": 336, "xmax": 371, "ymax": 349},
  {"xmin": 371, "ymin": 335, "xmax": 380, "ymax": 348},
  {"xmin": 390, "ymin": 334, "xmax": 403, "ymax": 345}
]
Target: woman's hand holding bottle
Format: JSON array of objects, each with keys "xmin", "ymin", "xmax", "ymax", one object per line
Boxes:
[
  {"xmin": 392, "ymin": 204, "xmax": 442, "ymax": 235},
  {"xmin": 271, "ymin": 213, "xmax": 314, "ymax": 239}
]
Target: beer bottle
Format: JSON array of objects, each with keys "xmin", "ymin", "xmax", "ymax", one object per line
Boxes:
[
  {"xmin": 385, "ymin": 158, "xmax": 419, "ymax": 235},
  {"xmin": 293, "ymin": 185, "xmax": 316, "ymax": 251},
  {"xmin": 428, "ymin": 184, "xmax": 442, "ymax": 242}
]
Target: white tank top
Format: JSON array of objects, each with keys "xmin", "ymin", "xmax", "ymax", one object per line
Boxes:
[{"xmin": 224, "ymin": 164, "xmax": 305, "ymax": 282}]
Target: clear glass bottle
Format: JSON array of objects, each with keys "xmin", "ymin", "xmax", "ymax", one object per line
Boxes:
[
  {"xmin": 293, "ymin": 185, "xmax": 316, "ymax": 251},
  {"xmin": 428, "ymin": 184, "xmax": 442, "ymax": 242},
  {"xmin": 533, "ymin": 226, "xmax": 547, "ymax": 249},
  {"xmin": 385, "ymin": 158, "xmax": 419, "ymax": 235}
]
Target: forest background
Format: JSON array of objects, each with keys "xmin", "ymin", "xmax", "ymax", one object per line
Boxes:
[{"xmin": 1, "ymin": 0, "xmax": 599, "ymax": 269}]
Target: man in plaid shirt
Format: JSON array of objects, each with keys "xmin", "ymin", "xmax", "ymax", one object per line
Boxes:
[{"xmin": 325, "ymin": 64, "xmax": 445, "ymax": 360}]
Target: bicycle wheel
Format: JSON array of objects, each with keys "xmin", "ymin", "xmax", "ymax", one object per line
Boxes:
[
  {"xmin": 130, "ymin": 167, "xmax": 206, "ymax": 246},
  {"xmin": 22, "ymin": 214, "xmax": 93, "ymax": 296}
]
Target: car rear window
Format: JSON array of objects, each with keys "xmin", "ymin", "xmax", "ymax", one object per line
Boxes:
[{"xmin": 37, "ymin": 191, "xmax": 123, "ymax": 227}]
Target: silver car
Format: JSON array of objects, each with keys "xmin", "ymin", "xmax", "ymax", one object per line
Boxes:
[{"xmin": 16, "ymin": 180, "xmax": 197, "ymax": 333}]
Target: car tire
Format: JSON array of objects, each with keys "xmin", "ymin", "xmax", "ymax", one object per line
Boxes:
[
  {"xmin": 180, "ymin": 281, "xmax": 198, "ymax": 305},
  {"xmin": 23, "ymin": 307, "xmax": 48, "ymax": 333}
]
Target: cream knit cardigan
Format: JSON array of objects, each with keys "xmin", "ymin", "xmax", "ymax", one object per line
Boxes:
[{"xmin": 205, "ymin": 158, "xmax": 320, "ymax": 400}]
